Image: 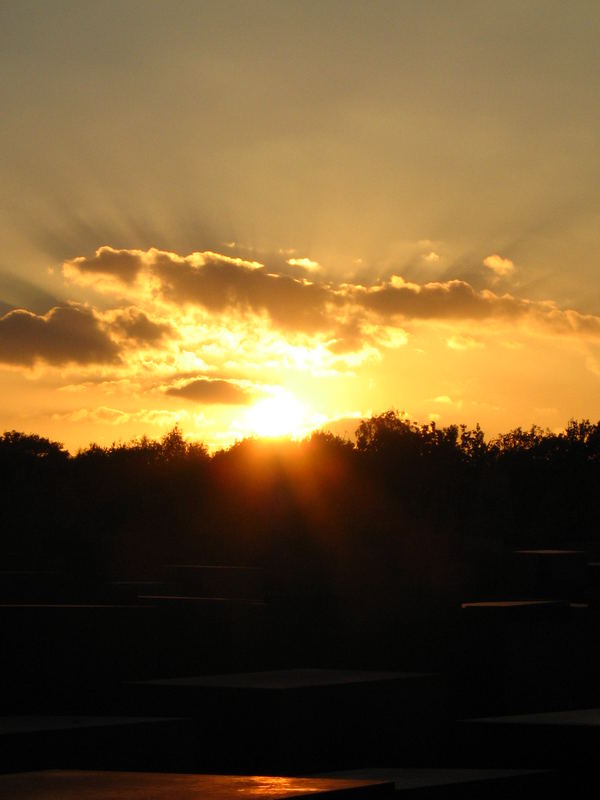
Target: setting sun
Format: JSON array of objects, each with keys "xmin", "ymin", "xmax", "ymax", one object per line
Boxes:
[
  {"xmin": 244, "ymin": 392, "xmax": 308, "ymax": 439},
  {"xmin": 2, "ymin": 4, "xmax": 600, "ymax": 453}
]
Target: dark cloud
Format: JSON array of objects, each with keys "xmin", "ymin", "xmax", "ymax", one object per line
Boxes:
[
  {"xmin": 65, "ymin": 246, "xmax": 144, "ymax": 283},
  {"xmin": 109, "ymin": 307, "xmax": 173, "ymax": 344},
  {"xmin": 352, "ymin": 279, "xmax": 600, "ymax": 337},
  {"xmin": 326, "ymin": 321, "xmax": 369, "ymax": 354},
  {"xmin": 352, "ymin": 279, "xmax": 526, "ymax": 321},
  {"xmin": 0, "ymin": 305, "xmax": 120, "ymax": 366},
  {"xmin": 165, "ymin": 378, "xmax": 254, "ymax": 405},
  {"xmin": 156, "ymin": 257, "xmax": 335, "ymax": 333}
]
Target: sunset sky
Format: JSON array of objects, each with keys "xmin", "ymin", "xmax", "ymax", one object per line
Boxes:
[{"xmin": 2, "ymin": 1, "xmax": 600, "ymax": 451}]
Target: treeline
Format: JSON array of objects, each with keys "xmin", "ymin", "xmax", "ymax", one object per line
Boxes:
[{"xmin": 2, "ymin": 412, "xmax": 600, "ymax": 605}]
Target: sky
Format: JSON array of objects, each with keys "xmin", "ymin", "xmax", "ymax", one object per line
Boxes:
[{"xmin": 2, "ymin": 0, "xmax": 600, "ymax": 451}]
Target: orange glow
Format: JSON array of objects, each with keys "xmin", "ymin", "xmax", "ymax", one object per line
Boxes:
[
  {"xmin": 240, "ymin": 777, "xmax": 322, "ymax": 795},
  {"xmin": 244, "ymin": 391, "xmax": 309, "ymax": 439}
]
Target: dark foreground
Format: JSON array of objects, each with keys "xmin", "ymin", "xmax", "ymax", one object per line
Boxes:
[{"xmin": 4, "ymin": 546, "xmax": 600, "ymax": 797}]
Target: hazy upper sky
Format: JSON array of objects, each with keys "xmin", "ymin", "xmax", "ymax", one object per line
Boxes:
[{"xmin": 2, "ymin": 1, "xmax": 600, "ymax": 450}]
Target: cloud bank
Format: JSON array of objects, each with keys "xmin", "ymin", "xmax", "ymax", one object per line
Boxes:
[
  {"xmin": 62, "ymin": 246, "xmax": 600, "ymax": 344},
  {"xmin": 3, "ymin": 244, "xmax": 600, "ymax": 382}
]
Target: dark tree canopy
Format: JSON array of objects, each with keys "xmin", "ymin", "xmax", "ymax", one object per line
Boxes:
[{"xmin": 1, "ymin": 413, "xmax": 599, "ymax": 601}]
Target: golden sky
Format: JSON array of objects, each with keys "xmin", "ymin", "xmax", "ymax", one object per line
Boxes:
[{"xmin": 2, "ymin": 1, "xmax": 600, "ymax": 450}]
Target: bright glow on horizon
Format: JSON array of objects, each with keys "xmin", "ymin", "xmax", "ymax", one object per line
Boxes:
[
  {"xmin": 243, "ymin": 391, "xmax": 309, "ymax": 440},
  {"xmin": 3, "ymin": 3, "xmax": 600, "ymax": 451}
]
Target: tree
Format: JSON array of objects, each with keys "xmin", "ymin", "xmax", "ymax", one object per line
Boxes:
[
  {"xmin": 0, "ymin": 430, "xmax": 68, "ymax": 462},
  {"xmin": 355, "ymin": 410, "xmax": 417, "ymax": 454}
]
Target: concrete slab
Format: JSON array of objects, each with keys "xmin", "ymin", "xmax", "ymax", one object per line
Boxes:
[
  {"xmin": 509, "ymin": 550, "xmax": 587, "ymax": 602},
  {"xmin": 0, "ymin": 602, "xmax": 232, "ymax": 705},
  {"xmin": 0, "ymin": 716, "xmax": 187, "ymax": 774},
  {"xmin": 0, "ymin": 716, "xmax": 178, "ymax": 735},
  {"xmin": 137, "ymin": 595, "xmax": 266, "ymax": 607},
  {"xmin": 460, "ymin": 707, "xmax": 600, "ymax": 768},
  {"xmin": 460, "ymin": 600, "xmax": 566, "ymax": 609},
  {"xmin": 458, "ymin": 599, "xmax": 577, "ymax": 715},
  {"xmin": 171, "ymin": 565, "xmax": 265, "ymax": 600},
  {"xmin": 129, "ymin": 670, "xmax": 446, "ymax": 771},
  {"xmin": 0, "ymin": 571, "xmax": 64, "ymax": 602},
  {"xmin": 471, "ymin": 707, "xmax": 600, "ymax": 726},
  {"xmin": 138, "ymin": 669, "xmax": 430, "ymax": 690},
  {"xmin": 315, "ymin": 767, "xmax": 551, "ymax": 792}
]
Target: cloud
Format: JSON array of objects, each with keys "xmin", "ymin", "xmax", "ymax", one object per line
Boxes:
[
  {"xmin": 165, "ymin": 378, "xmax": 254, "ymax": 405},
  {"xmin": 354, "ymin": 276, "xmax": 521, "ymax": 321},
  {"xmin": 0, "ymin": 305, "xmax": 120, "ymax": 366},
  {"xmin": 352, "ymin": 276, "xmax": 600, "ymax": 340},
  {"xmin": 326, "ymin": 323, "xmax": 367, "ymax": 355},
  {"xmin": 155, "ymin": 257, "xmax": 334, "ymax": 333},
  {"xmin": 62, "ymin": 247, "xmax": 600, "ymax": 347},
  {"xmin": 53, "ymin": 407, "xmax": 188, "ymax": 426},
  {"xmin": 422, "ymin": 251, "xmax": 440, "ymax": 263},
  {"xmin": 64, "ymin": 246, "xmax": 146, "ymax": 283},
  {"xmin": 106, "ymin": 307, "xmax": 173, "ymax": 345},
  {"xmin": 430, "ymin": 394, "xmax": 463, "ymax": 408},
  {"xmin": 66, "ymin": 247, "xmax": 335, "ymax": 333},
  {"xmin": 58, "ymin": 377, "xmax": 143, "ymax": 394},
  {"xmin": 63, "ymin": 246, "xmax": 264, "ymax": 288},
  {"xmin": 362, "ymin": 323, "xmax": 409, "ymax": 349},
  {"xmin": 287, "ymin": 257, "xmax": 321, "ymax": 272},
  {"xmin": 446, "ymin": 335, "xmax": 484, "ymax": 350},
  {"xmin": 483, "ymin": 254, "xmax": 515, "ymax": 278}
]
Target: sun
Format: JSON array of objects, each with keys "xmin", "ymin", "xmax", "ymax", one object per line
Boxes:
[{"xmin": 245, "ymin": 391, "xmax": 308, "ymax": 439}]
